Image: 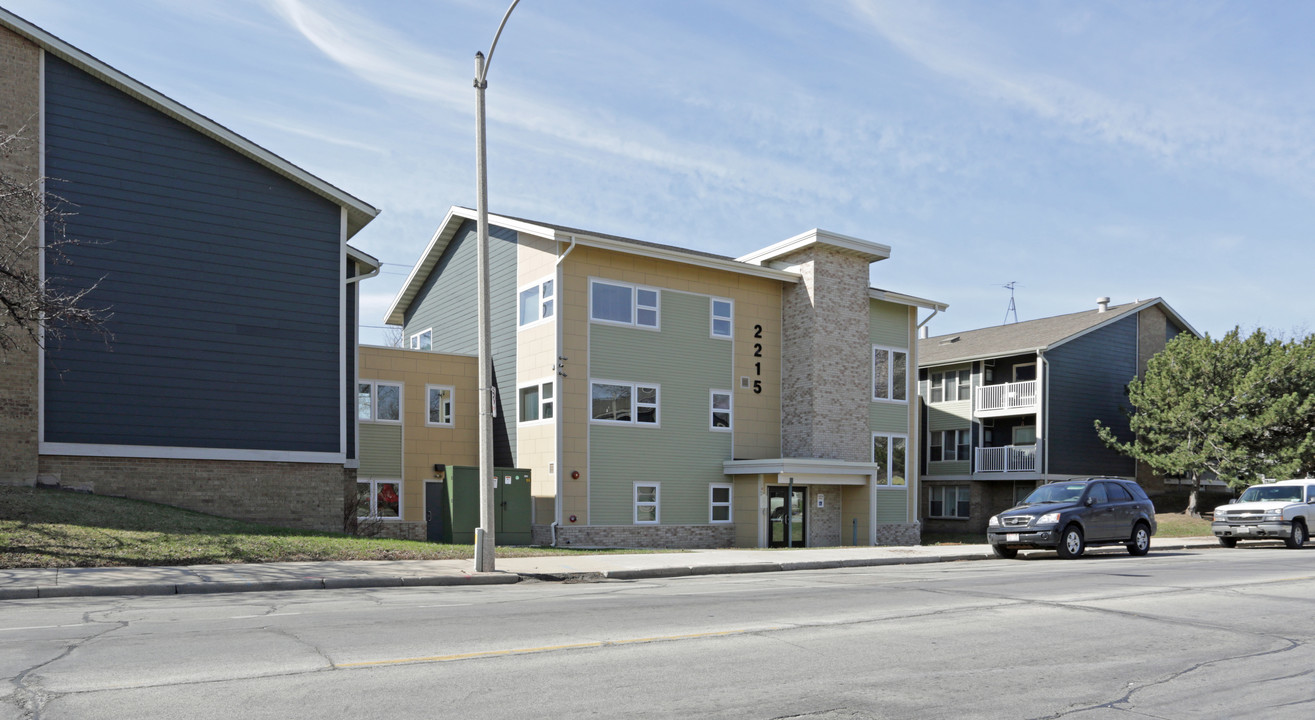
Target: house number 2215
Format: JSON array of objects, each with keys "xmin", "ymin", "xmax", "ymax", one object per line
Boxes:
[{"xmin": 752, "ymin": 324, "xmax": 763, "ymax": 394}]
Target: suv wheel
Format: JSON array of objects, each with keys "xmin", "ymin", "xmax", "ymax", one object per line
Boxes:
[
  {"xmin": 1285, "ymin": 520, "xmax": 1307, "ymax": 549},
  {"xmin": 1056, "ymin": 524, "xmax": 1085, "ymax": 559},
  {"xmin": 992, "ymin": 545, "xmax": 1018, "ymax": 559},
  {"xmin": 1126, "ymin": 522, "xmax": 1151, "ymax": 556},
  {"xmin": 1218, "ymin": 537, "xmax": 1238, "ymax": 548}
]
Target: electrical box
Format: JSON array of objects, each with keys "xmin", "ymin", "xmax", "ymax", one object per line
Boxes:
[{"xmin": 426, "ymin": 466, "xmax": 532, "ymax": 545}]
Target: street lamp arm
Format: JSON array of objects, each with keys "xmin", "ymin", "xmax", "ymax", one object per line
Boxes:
[{"xmin": 476, "ymin": 0, "xmax": 522, "ymax": 86}]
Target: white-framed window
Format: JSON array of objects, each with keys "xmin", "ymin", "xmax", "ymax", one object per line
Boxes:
[
  {"xmin": 518, "ymin": 380, "xmax": 555, "ymax": 424},
  {"xmin": 590, "ymin": 279, "xmax": 660, "ymax": 329},
  {"xmin": 928, "ymin": 369, "xmax": 969, "ymax": 403},
  {"xmin": 356, "ymin": 479, "xmax": 401, "ymax": 519},
  {"xmin": 426, "ymin": 385, "xmax": 454, "ymax": 426},
  {"xmin": 929, "ymin": 485, "xmax": 971, "ymax": 519},
  {"xmin": 710, "ymin": 390, "xmax": 733, "ymax": 431},
  {"xmin": 1013, "ymin": 425, "xmax": 1037, "ymax": 445},
  {"xmin": 1013, "ymin": 362, "xmax": 1037, "ymax": 382},
  {"xmin": 930, "ymin": 429, "xmax": 970, "ymax": 462},
  {"xmin": 518, "ymin": 276, "xmax": 555, "ymax": 328},
  {"xmin": 711, "ymin": 298, "xmax": 733, "ymax": 338},
  {"xmin": 409, "ymin": 328, "xmax": 432, "ymax": 351},
  {"xmin": 635, "ymin": 483, "xmax": 660, "ymax": 524},
  {"xmin": 872, "ymin": 346, "xmax": 908, "ymax": 402},
  {"xmin": 872, "ymin": 433, "xmax": 908, "ymax": 485},
  {"xmin": 358, "ymin": 381, "xmax": 402, "ymax": 423},
  {"xmin": 591, "ymin": 380, "xmax": 659, "ymax": 426},
  {"xmin": 710, "ymin": 483, "xmax": 733, "ymax": 523}
]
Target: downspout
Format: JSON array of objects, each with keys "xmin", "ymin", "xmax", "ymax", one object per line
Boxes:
[
  {"xmin": 346, "ymin": 266, "xmax": 379, "ymax": 284},
  {"xmin": 550, "ymin": 236, "xmax": 578, "ymax": 545},
  {"xmin": 916, "ymin": 307, "xmax": 941, "ymax": 331},
  {"xmin": 1039, "ymin": 349, "xmax": 1049, "ymax": 478}
]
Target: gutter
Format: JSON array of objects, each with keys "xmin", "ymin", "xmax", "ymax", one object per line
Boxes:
[{"xmin": 552, "ymin": 235, "xmax": 577, "ymax": 544}]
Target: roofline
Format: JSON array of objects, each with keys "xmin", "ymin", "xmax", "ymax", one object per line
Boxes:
[
  {"xmin": 920, "ymin": 297, "xmax": 1204, "ymax": 366},
  {"xmin": 346, "ymin": 245, "xmax": 380, "ymax": 273},
  {"xmin": 385, "ymin": 207, "xmax": 802, "ymax": 325},
  {"xmin": 870, "ymin": 288, "xmax": 948, "ymax": 312},
  {"xmin": 736, "ymin": 228, "xmax": 891, "ymax": 266},
  {"xmin": 0, "ymin": 8, "xmax": 380, "ymax": 239}
]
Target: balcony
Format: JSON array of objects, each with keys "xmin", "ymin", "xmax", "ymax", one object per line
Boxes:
[
  {"xmin": 976, "ymin": 445, "xmax": 1038, "ymax": 473},
  {"xmin": 974, "ymin": 380, "xmax": 1038, "ymax": 417}
]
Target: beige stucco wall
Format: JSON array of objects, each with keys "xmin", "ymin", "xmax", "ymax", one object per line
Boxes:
[
  {"xmin": 557, "ymin": 243, "xmax": 784, "ymax": 527},
  {"xmin": 358, "ymin": 346, "xmax": 478, "ymax": 527},
  {"xmin": 515, "ymin": 233, "xmax": 561, "ymax": 522}
]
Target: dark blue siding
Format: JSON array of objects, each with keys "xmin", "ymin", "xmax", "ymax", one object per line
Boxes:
[
  {"xmin": 404, "ymin": 220, "xmax": 518, "ymax": 466},
  {"xmin": 42, "ymin": 56, "xmax": 342, "ymax": 453},
  {"xmin": 1045, "ymin": 318, "xmax": 1138, "ymax": 476}
]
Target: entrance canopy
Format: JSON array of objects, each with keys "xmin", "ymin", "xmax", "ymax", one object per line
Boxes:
[{"xmin": 722, "ymin": 458, "xmax": 880, "ymax": 486}]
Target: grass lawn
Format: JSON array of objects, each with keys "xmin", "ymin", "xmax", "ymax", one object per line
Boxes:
[
  {"xmin": 923, "ymin": 513, "xmax": 1213, "ymax": 546},
  {"xmin": 0, "ymin": 485, "xmax": 661, "ymax": 569}
]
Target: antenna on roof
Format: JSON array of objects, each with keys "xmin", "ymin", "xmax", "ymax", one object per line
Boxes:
[{"xmin": 1002, "ymin": 281, "xmax": 1019, "ymax": 325}]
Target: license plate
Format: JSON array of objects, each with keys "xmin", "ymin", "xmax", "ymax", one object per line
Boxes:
[{"xmin": 1006, "ymin": 533, "xmax": 1020, "ymax": 542}]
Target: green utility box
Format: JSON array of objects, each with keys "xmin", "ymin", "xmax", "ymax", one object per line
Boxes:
[{"xmin": 426, "ymin": 466, "xmax": 532, "ymax": 545}]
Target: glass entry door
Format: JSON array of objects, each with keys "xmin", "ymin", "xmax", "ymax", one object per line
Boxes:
[{"xmin": 768, "ymin": 486, "xmax": 807, "ymax": 548}]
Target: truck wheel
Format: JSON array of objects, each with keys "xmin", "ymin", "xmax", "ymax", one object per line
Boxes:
[
  {"xmin": 992, "ymin": 545, "xmax": 1018, "ymax": 559},
  {"xmin": 1285, "ymin": 520, "xmax": 1307, "ymax": 549},
  {"xmin": 1126, "ymin": 522, "xmax": 1151, "ymax": 556},
  {"xmin": 1218, "ymin": 537, "xmax": 1238, "ymax": 548},
  {"xmin": 1056, "ymin": 524, "xmax": 1085, "ymax": 559}
]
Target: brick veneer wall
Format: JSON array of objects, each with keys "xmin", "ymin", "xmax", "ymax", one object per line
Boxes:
[
  {"xmin": 0, "ymin": 25, "xmax": 41, "ymax": 485},
  {"xmin": 534, "ymin": 524, "xmax": 736, "ymax": 549},
  {"xmin": 37, "ymin": 456, "xmax": 355, "ymax": 532},
  {"xmin": 779, "ymin": 246, "xmax": 871, "ymax": 462},
  {"xmin": 808, "ymin": 483, "xmax": 844, "ymax": 547},
  {"xmin": 876, "ymin": 523, "xmax": 920, "ymax": 546}
]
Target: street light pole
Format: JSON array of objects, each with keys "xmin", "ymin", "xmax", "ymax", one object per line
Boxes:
[{"xmin": 473, "ymin": 0, "xmax": 521, "ymax": 573}]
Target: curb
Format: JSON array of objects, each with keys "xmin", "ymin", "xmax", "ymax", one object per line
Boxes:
[{"xmin": 0, "ymin": 573, "xmax": 520, "ymax": 600}]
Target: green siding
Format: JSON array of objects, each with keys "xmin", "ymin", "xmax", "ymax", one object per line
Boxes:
[
  {"xmin": 869, "ymin": 300, "xmax": 909, "ymax": 349},
  {"xmin": 869, "ymin": 402, "xmax": 909, "ymax": 434},
  {"xmin": 590, "ymin": 290, "xmax": 733, "ymax": 525},
  {"xmin": 875, "ymin": 488, "xmax": 908, "ymax": 524},
  {"xmin": 359, "ymin": 423, "xmax": 402, "ymax": 477},
  {"xmin": 926, "ymin": 460, "xmax": 969, "ymax": 476},
  {"xmin": 927, "ymin": 403, "xmax": 971, "ymax": 430}
]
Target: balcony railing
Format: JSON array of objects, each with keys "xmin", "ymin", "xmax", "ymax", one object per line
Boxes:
[
  {"xmin": 974, "ymin": 380, "xmax": 1038, "ymax": 415},
  {"xmin": 976, "ymin": 445, "xmax": 1038, "ymax": 473}
]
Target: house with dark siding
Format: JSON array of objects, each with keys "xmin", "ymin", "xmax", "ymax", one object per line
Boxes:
[
  {"xmin": 0, "ymin": 9, "xmax": 380, "ymax": 532},
  {"xmin": 917, "ymin": 298, "xmax": 1200, "ymax": 534}
]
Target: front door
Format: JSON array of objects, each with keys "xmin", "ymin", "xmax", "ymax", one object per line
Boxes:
[
  {"xmin": 425, "ymin": 480, "xmax": 448, "ymax": 543},
  {"xmin": 768, "ymin": 486, "xmax": 807, "ymax": 548}
]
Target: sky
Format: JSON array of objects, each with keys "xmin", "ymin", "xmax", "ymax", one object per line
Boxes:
[{"xmin": 8, "ymin": 0, "xmax": 1315, "ymax": 345}]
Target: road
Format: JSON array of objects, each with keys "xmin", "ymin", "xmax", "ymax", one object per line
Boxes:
[{"xmin": 3, "ymin": 546, "xmax": 1313, "ymax": 719}]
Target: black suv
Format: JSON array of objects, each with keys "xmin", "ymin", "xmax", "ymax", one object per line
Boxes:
[{"xmin": 987, "ymin": 478, "xmax": 1157, "ymax": 559}]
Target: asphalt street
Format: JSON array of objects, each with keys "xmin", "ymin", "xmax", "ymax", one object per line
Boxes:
[{"xmin": 4, "ymin": 545, "xmax": 1313, "ymax": 719}]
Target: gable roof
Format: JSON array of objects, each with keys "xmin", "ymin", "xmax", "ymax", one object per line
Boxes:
[
  {"xmin": 385, "ymin": 207, "xmax": 948, "ymax": 325},
  {"xmin": 919, "ymin": 298, "xmax": 1200, "ymax": 366},
  {"xmin": 0, "ymin": 8, "xmax": 379, "ymax": 239}
]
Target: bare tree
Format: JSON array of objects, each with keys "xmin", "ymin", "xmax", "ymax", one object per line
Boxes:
[
  {"xmin": 381, "ymin": 325, "xmax": 405, "ymax": 348},
  {"xmin": 0, "ymin": 127, "xmax": 110, "ymax": 356}
]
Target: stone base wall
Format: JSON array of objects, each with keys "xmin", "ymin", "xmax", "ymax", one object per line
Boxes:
[
  {"xmin": 876, "ymin": 522, "xmax": 921, "ymax": 546},
  {"xmin": 361, "ymin": 520, "xmax": 427, "ymax": 542},
  {"xmin": 536, "ymin": 523, "xmax": 736, "ymax": 549},
  {"xmin": 37, "ymin": 455, "xmax": 354, "ymax": 532}
]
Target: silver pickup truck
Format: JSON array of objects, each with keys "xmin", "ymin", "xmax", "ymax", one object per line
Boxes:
[{"xmin": 1212, "ymin": 479, "xmax": 1315, "ymax": 548}]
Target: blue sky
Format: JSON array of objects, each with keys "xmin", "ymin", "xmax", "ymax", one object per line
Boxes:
[{"xmin": 9, "ymin": 0, "xmax": 1315, "ymax": 344}]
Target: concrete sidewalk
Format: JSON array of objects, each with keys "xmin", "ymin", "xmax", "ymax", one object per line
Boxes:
[{"xmin": 0, "ymin": 537, "xmax": 1223, "ymax": 600}]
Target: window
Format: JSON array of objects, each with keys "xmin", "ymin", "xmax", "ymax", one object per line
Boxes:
[
  {"xmin": 590, "ymin": 279, "xmax": 659, "ymax": 329},
  {"xmin": 710, "ymin": 483, "xmax": 733, "ymax": 523},
  {"xmin": 356, "ymin": 479, "xmax": 401, "ymax": 519},
  {"xmin": 409, "ymin": 329, "xmax": 432, "ymax": 351},
  {"xmin": 358, "ymin": 381, "xmax": 401, "ymax": 423},
  {"xmin": 518, "ymin": 277, "xmax": 555, "ymax": 328},
  {"xmin": 955, "ymin": 369, "xmax": 971, "ymax": 401},
  {"xmin": 711, "ymin": 298, "xmax": 733, "ymax": 338},
  {"xmin": 930, "ymin": 372, "xmax": 944, "ymax": 403},
  {"xmin": 929, "ymin": 485, "xmax": 970, "ymax": 519},
  {"xmin": 873, "ymin": 346, "xmax": 908, "ymax": 402},
  {"xmin": 635, "ymin": 483, "xmax": 659, "ymax": 524},
  {"xmin": 873, "ymin": 433, "xmax": 908, "ymax": 485},
  {"xmin": 591, "ymin": 381, "xmax": 658, "ymax": 425},
  {"xmin": 929, "ymin": 429, "xmax": 968, "ymax": 462},
  {"xmin": 1013, "ymin": 425, "xmax": 1037, "ymax": 445},
  {"xmin": 518, "ymin": 380, "xmax": 554, "ymax": 423},
  {"xmin": 426, "ymin": 385, "xmax": 453, "ymax": 426},
  {"xmin": 1107, "ymin": 483, "xmax": 1134, "ymax": 502},
  {"xmin": 710, "ymin": 390, "xmax": 732, "ymax": 430}
]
